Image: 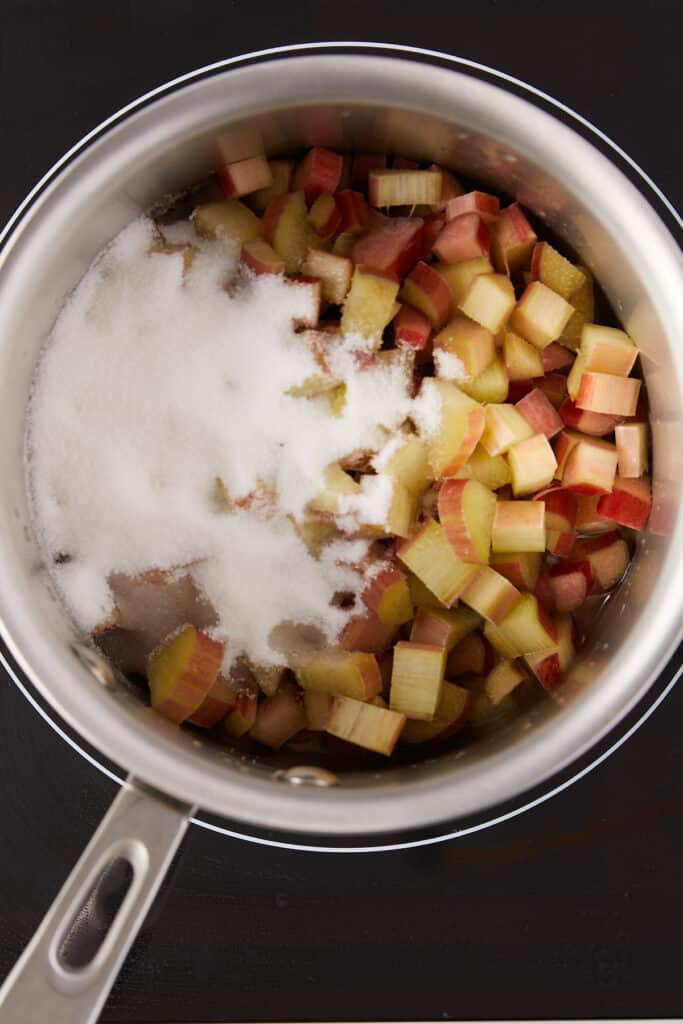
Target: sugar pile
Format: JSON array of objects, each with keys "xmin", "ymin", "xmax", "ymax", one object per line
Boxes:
[{"xmin": 27, "ymin": 217, "xmax": 419, "ymax": 667}]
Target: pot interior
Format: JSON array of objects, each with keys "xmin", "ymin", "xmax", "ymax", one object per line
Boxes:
[{"xmin": 1, "ymin": 53, "xmax": 681, "ymax": 835}]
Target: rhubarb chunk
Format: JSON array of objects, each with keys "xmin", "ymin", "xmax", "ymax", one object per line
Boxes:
[
  {"xmin": 615, "ymin": 422, "xmax": 648, "ymax": 478},
  {"xmin": 250, "ymin": 682, "xmax": 307, "ymax": 749},
  {"xmin": 291, "ymin": 649, "xmax": 382, "ymax": 700},
  {"xmin": 146, "ymin": 625, "xmax": 224, "ymax": 724},
  {"xmin": 292, "ymin": 147, "xmax": 343, "ymax": 202},
  {"xmin": 325, "ymin": 696, "xmax": 405, "ymax": 755},
  {"xmin": 485, "ymin": 660, "xmax": 527, "ymax": 705},
  {"xmin": 302, "ymin": 249, "xmax": 352, "ymax": 304},
  {"xmin": 481, "ymin": 403, "xmax": 534, "ymax": 456},
  {"xmin": 188, "ymin": 675, "xmax": 237, "ymax": 728},
  {"xmin": 576, "ymin": 372, "xmax": 641, "ymax": 417},
  {"xmin": 400, "ymin": 682, "xmax": 471, "ymax": 743},
  {"xmin": 399, "ymin": 260, "xmax": 453, "ymax": 328},
  {"xmin": 460, "ymin": 566, "xmax": 521, "ymax": 625},
  {"xmin": 432, "ymin": 213, "xmax": 490, "ymax": 263},
  {"xmin": 409, "ymin": 604, "xmax": 480, "ymax": 651},
  {"xmin": 219, "ymin": 155, "xmax": 272, "ymax": 199},
  {"xmin": 362, "ymin": 565, "xmax": 414, "ymax": 626},
  {"xmin": 507, "ymin": 434, "xmax": 558, "ymax": 496},
  {"xmin": 495, "ymin": 593, "xmax": 557, "ymax": 656},
  {"xmin": 433, "ymin": 316, "xmax": 496, "ymax": 382},
  {"xmin": 438, "ymin": 478, "xmax": 496, "ymax": 563},
  {"xmin": 390, "ymin": 641, "xmax": 446, "ymax": 720},
  {"xmin": 194, "ymin": 199, "xmax": 260, "ymax": 243},
  {"xmin": 458, "ymin": 273, "xmax": 516, "ymax": 334},
  {"xmin": 341, "ymin": 267, "xmax": 400, "ymax": 343},
  {"xmin": 368, "ymin": 168, "xmax": 442, "ymax": 207},
  {"xmin": 352, "ymin": 217, "xmax": 424, "ymax": 280},
  {"xmin": 510, "ymin": 282, "xmax": 574, "ymax": 349},
  {"xmin": 597, "ymin": 475, "xmax": 651, "ymax": 530},
  {"xmin": 415, "ymin": 379, "xmax": 486, "ymax": 477},
  {"xmin": 492, "ymin": 500, "xmax": 546, "ymax": 553},
  {"xmin": 259, "ymin": 191, "xmax": 311, "ymax": 273},
  {"xmin": 490, "ymin": 203, "xmax": 537, "ymax": 275},
  {"xmin": 397, "ymin": 518, "xmax": 481, "ymax": 607}
]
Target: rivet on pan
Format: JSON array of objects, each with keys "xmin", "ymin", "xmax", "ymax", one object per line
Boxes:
[
  {"xmin": 72, "ymin": 642, "xmax": 117, "ymax": 689},
  {"xmin": 273, "ymin": 765, "xmax": 340, "ymax": 787}
]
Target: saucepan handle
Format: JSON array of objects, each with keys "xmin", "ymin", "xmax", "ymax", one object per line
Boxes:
[{"xmin": 0, "ymin": 777, "xmax": 191, "ymax": 1024}]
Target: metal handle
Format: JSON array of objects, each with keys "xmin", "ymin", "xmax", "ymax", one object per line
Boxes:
[{"xmin": 0, "ymin": 777, "xmax": 191, "ymax": 1024}]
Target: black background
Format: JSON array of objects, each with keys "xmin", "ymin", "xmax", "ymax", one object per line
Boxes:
[{"xmin": 1, "ymin": 3, "xmax": 683, "ymax": 1021}]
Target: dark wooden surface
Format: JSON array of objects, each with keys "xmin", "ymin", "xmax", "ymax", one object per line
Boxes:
[{"xmin": 1, "ymin": 2, "xmax": 682, "ymax": 1021}]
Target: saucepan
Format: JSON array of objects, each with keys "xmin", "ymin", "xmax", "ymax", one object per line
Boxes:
[{"xmin": 0, "ymin": 43, "xmax": 682, "ymax": 1024}]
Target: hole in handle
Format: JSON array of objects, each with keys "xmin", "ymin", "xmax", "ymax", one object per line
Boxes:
[{"xmin": 57, "ymin": 857, "xmax": 134, "ymax": 971}]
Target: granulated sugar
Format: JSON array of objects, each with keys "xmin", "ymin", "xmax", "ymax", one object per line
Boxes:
[{"xmin": 27, "ymin": 216, "xmax": 424, "ymax": 666}]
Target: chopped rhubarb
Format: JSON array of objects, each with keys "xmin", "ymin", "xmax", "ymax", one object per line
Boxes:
[
  {"xmin": 249, "ymin": 682, "xmax": 307, "ymax": 749},
  {"xmin": 422, "ymin": 212, "xmax": 446, "ymax": 258},
  {"xmin": 571, "ymin": 531, "xmax": 630, "ymax": 592},
  {"xmin": 508, "ymin": 434, "xmax": 558, "ymax": 496},
  {"xmin": 492, "ymin": 500, "xmax": 546, "ymax": 553},
  {"xmin": 530, "ymin": 242, "xmax": 586, "ymax": 299},
  {"xmin": 335, "ymin": 190, "xmax": 370, "ymax": 233},
  {"xmin": 219, "ymin": 154, "xmax": 272, "ymax": 199},
  {"xmin": 400, "ymin": 682, "xmax": 471, "ymax": 744},
  {"xmin": 485, "ymin": 660, "xmax": 527, "ymax": 705},
  {"xmin": 446, "ymin": 190, "xmax": 500, "ymax": 224},
  {"xmin": 146, "ymin": 625, "xmax": 224, "ymax": 725},
  {"xmin": 326, "ymin": 696, "xmax": 406, "ymax": 755},
  {"xmin": 399, "ymin": 260, "xmax": 453, "ymax": 328},
  {"xmin": 240, "ymin": 238, "xmax": 284, "ymax": 276},
  {"xmin": 504, "ymin": 330, "xmax": 544, "ymax": 380},
  {"xmin": 416, "ymin": 379, "xmax": 486, "ymax": 476},
  {"xmin": 490, "ymin": 203, "xmax": 537, "ymax": 274},
  {"xmin": 495, "ymin": 592, "xmax": 557, "ymax": 656},
  {"xmin": 188, "ymin": 675, "xmax": 237, "ymax": 728},
  {"xmin": 379, "ymin": 433, "xmax": 431, "ymax": 494},
  {"xmin": 615, "ymin": 422, "xmax": 648, "ymax": 478},
  {"xmin": 574, "ymin": 493, "xmax": 618, "ymax": 535},
  {"xmin": 576, "ymin": 372, "xmax": 641, "ymax": 417},
  {"xmin": 561, "ymin": 436, "xmax": 618, "ymax": 495},
  {"xmin": 248, "ymin": 159, "xmax": 294, "ymax": 214},
  {"xmin": 434, "ymin": 316, "xmax": 496, "ymax": 381},
  {"xmin": 438, "ymin": 477, "xmax": 496, "ymax": 563},
  {"xmin": 393, "ymin": 304, "xmax": 432, "ymax": 351},
  {"xmin": 352, "ymin": 217, "xmax": 424, "ymax": 280},
  {"xmin": 597, "ymin": 475, "xmax": 651, "ymax": 530},
  {"xmin": 481, "ymin": 403, "xmax": 534, "ymax": 456},
  {"xmin": 341, "ymin": 267, "xmax": 399, "ymax": 343},
  {"xmin": 390, "ymin": 641, "xmax": 446, "ymax": 720},
  {"xmin": 510, "ymin": 282, "xmax": 574, "ymax": 349},
  {"xmin": 362, "ymin": 564, "xmax": 414, "ymax": 625},
  {"xmin": 547, "ymin": 560, "xmax": 592, "ymax": 613},
  {"xmin": 516, "ymin": 388, "xmax": 564, "ymax": 439},
  {"xmin": 340, "ymin": 612, "xmax": 399, "ymax": 654},
  {"xmin": 292, "ymin": 147, "xmax": 343, "ymax": 202},
  {"xmin": 541, "ymin": 342, "xmax": 575, "ymax": 373},
  {"xmin": 434, "ymin": 256, "xmax": 493, "ymax": 304},
  {"xmin": 292, "ymin": 649, "xmax": 382, "ymax": 700},
  {"xmin": 579, "ymin": 323, "xmax": 638, "ymax": 376},
  {"xmin": 301, "ymin": 249, "xmax": 352, "ymax": 305},
  {"xmin": 223, "ymin": 692, "xmax": 258, "ymax": 739},
  {"xmin": 460, "ymin": 355, "xmax": 509, "ymax": 404},
  {"xmin": 409, "ymin": 604, "xmax": 480, "ymax": 651},
  {"xmin": 458, "ymin": 273, "xmax": 516, "ymax": 334},
  {"xmin": 308, "ymin": 192, "xmax": 342, "ymax": 239},
  {"xmin": 460, "ymin": 566, "xmax": 521, "ymax": 625},
  {"xmin": 194, "ymin": 198, "xmax": 260, "ymax": 243},
  {"xmin": 303, "ymin": 691, "xmax": 333, "ymax": 731},
  {"xmin": 432, "ymin": 213, "xmax": 490, "ymax": 263},
  {"xmin": 259, "ymin": 191, "xmax": 311, "ymax": 273},
  {"xmin": 559, "ymin": 397, "xmax": 621, "ymax": 437},
  {"xmin": 489, "ymin": 551, "xmax": 542, "ymax": 591},
  {"xmin": 368, "ymin": 168, "xmax": 442, "ymax": 207},
  {"xmin": 466, "ymin": 445, "xmax": 512, "ymax": 491},
  {"xmin": 446, "ymin": 632, "xmax": 489, "ymax": 677},
  {"xmin": 535, "ymin": 486, "xmax": 577, "ymax": 557},
  {"xmin": 397, "ymin": 518, "xmax": 481, "ymax": 607}
]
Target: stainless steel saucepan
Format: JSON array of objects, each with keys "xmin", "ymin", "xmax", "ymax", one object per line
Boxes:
[{"xmin": 1, "ymin": 44, "xmax": 682, "ymax": 1024}]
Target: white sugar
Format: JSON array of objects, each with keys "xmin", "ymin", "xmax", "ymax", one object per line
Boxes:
[
  {"xmin": 27, "ymin": 216, "xmax": 428, "ymax": 667},
  {"xmin": 434, "ymin": 348, "xmax": 468, "ymax": 383},
  {"xmin": 410, "ymin": 377, "xmax": 444, "ymax": 439}
]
